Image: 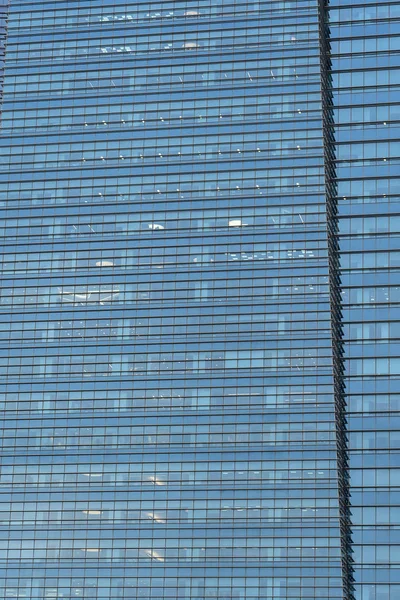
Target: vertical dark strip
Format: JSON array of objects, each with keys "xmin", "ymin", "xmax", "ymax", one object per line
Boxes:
[{"xmin": 318, "ymin": 1, "xmax": 355, "ymax": 598}]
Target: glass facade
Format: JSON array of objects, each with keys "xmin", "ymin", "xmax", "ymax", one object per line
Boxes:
[
  {"xmin": 0, "ymin": 0, "xmax": 8, "ymax": 113},
  {"xmin": 0, "ymin": 1, "xmax": 397, "ymax": 599},
  {"xmin": 329, "ymin": 2, "xmax": 400, "ymax": 599}
]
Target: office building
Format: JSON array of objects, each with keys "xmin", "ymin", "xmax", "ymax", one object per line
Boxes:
[
  {"xmin": 330, "ymin": 2, "xmax": 400, "ymax": 599},
  {"xmin": 0, "ymin": 1, "xmax": 398, "ymax": 599}
]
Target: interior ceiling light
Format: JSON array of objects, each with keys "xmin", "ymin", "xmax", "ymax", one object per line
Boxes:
[
  {"xmin": 148, "ymin": 223, "xmax": 164, "ymax": 230},
  {"xmin": 147, "ymin": 513, "xmax": 166, "ymax": 523},
  {"xmin": 82, "ymin": 510, "xmax": 102, "ymax": 515},
  {"xmin": 95, "ymin": 260, "xmax": 114, "ymax": 267},
  {"xmin": 144, "ymin": 550, "xmax": 165, "ymax": 562},
  {"xmin": 148, "ymin": 476, "xmax": 165, "ymax": 486}
]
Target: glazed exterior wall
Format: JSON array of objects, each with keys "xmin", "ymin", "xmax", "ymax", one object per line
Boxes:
[
  {"xmin": 0, "ymin": 0, "xmax": 9, "ymax": 119},
  {"xmin": 329, "ymin": 1, "xmax": 400, "ymax": 599},
  {"xmin": 0, "ymin": 1, "xmax": 356, "ymax": 598}
]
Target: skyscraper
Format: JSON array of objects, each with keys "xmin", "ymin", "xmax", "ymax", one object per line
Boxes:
[
  {"xmin": 0, "ymin": 1, "xmax": 398, "ymax": 599},
  {"xmin": 329, "ymin": 3, "xmax": 400, "ymax": 599}
]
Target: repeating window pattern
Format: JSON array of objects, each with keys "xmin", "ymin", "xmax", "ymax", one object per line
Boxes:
[
  {"xmin": 0, "ymin": 0, "xmax": 9, "ymax": 121},
  {"xmin": 330, "ymin": 1, "xmax": 400, "ymax": 599},
  {"xmin": 0, "ymin": 1, "xmax": 345, "ymax": 599}
]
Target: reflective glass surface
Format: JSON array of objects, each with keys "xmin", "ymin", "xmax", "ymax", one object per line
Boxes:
[
  {"xmin": 0, "ymin": 0, "xmax": 362, "ymax": 598},
  {"xmin": 0, "ymin": 0, "xmax": 8, "ymax": 110},
  {"xmin": 330, "ymin": 1, "xmax": 400, "ymax": 599}
]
